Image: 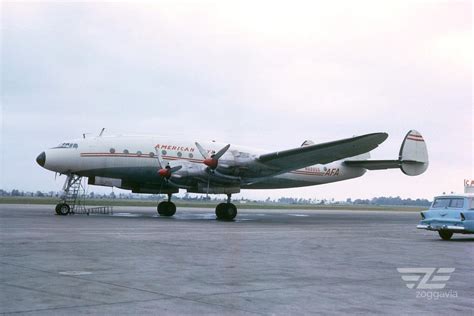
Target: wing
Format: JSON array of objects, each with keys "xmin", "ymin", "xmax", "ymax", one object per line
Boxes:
[{"xmin": 256, "ymin": 133, "xmax": 388, "ymax": 173}]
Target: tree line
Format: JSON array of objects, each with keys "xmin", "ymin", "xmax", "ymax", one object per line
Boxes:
[{"xmin": 1, "ymin": 189, "xmax": 431, "ymax": 206}]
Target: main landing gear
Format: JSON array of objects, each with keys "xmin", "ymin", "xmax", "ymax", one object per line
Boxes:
[
  {"xmin": 156, "ymin": 193, "xmax": 238, "ymax": 221},
  {"xmin": 157, "ymin": 194, "xmax": 176, "ymax": 217},
  {"xmin": 215, "ymin": 194, "xmax": 237, "ymax": 221}
]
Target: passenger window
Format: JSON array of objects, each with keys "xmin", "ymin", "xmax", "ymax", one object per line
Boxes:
[
  {"xmin": 110, "ymin": 148, "xmax": 116, "ymax": 154},
  {"xmin": 149, "ymin": 152, "xmax": 155, "ymax": 157},
  {"xmin": 123, "ymin": 149, "xmax": 129, "ymax": 154},
  {"xmin": 137, "ymin": 151, "xmax": 142, "ymax": 156},
  {"xmin": 162, "ymin": 150, "xmax": 167, "ymax": 155},
  {"xmin": 189, "ymin": 153, "xmax": 193, "ymax": 158},
  {"xmin": 177, "ymin": 152, "xmax": 182, "ymax": 157},
  {"xmin": 73, "ymin": 144, "xmax": 78, "ymax": 149}
]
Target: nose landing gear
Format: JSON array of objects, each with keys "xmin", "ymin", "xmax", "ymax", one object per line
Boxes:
[
  {"xmin": 215, "ymin": 194, "xmax": 237, "ymax": 221},
  {"xmin": 55, "ymin": 174, "xmax": 83, "ymax": 216},
  {"xmin": 55, "ymin": 203, "xmax": 71, "ymax": 216}
]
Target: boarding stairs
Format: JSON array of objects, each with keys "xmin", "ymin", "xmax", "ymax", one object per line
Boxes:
[{"xmin": 59, "ymin": 174, "xmax": 113, "ymax": 215}]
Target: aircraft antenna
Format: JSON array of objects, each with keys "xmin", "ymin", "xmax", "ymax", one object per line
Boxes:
[{"xmin": 99, "ymin": 128, "xmax": 105, "ymax": 137}]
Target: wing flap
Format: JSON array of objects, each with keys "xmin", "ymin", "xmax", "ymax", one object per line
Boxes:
[{"xmin": 258, "ymin": 133, "xmax": 388, "ymax": 172}]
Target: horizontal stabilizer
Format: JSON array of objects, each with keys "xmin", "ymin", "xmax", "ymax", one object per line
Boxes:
[
  {"xmin": 344, "ymin": 130, "xmax": 429, "ymax": 176},
  {"xmin": 344, "ymin": 159, "xmax": 400, "ymax": 170}
]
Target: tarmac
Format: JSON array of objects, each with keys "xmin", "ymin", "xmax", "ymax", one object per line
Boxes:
[{"xmin": 0, "ymin": 204, "xmax": 473, "ymax": 315}]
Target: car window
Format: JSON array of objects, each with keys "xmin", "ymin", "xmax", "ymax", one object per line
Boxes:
[
  {"xmin": 432, "ymin": 198, "xmax": 450, "ymax": 208},
  {"xmin": 449, "ymin": 198, "xmax": 464, "ymax": 208}
]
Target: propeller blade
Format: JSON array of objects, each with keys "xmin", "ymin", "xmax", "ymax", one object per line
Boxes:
[
  {"xmin": 159, "ymin": 180, "xmax": 164, "ymax": 194},
  {"xmin": 213, "ymin": 144, "xmax": 230, "ymax": 160},
  {"xmin": 194, "ymin": 142, "xmax": 208, "ymax": 159},
  {"xmin": 154, "ymin": 148, "xmax": 165, "ymax": 168},
  {"xmin": 169, "ymin": 165, "xmax": 182, "ymax": 173}
]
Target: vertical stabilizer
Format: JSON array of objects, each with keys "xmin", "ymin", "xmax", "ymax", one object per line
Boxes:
[{"xmin": 399, "ymin": 130, "xmax": 429, "ymax": 176}]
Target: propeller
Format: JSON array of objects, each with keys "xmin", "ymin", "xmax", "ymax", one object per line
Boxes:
[
  {"xmin": 195, "ymin": 142, "xmax": 230, "ymax": 170},
  {"xmin": 194, "ymin": 142, "xmax": 230, "ymax": 197},
  {"xmin": 155, "ymin": 148, "xmax": 182, "ymax": 183}
]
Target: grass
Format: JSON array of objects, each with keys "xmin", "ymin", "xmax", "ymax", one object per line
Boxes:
[{"xmin": 0, "ymin": 196, "xmax": 426, "ymax": 212}]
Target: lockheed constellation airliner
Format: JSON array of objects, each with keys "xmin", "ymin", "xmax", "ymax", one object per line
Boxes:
[{"xmin": 36, "ymin": 130, "xmax": 428, "ymax": 220}]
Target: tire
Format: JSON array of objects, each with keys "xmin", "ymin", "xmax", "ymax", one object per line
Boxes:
[
  {"xmin": 215, "ymin": 203, "xmax": 237, "ymax": 221},
  {"xmin": 56, "ymin": 203, "xmax": 70, "ymax": 216},
  {"xmin": 157, "ymin": 201, "xmax": 176, "ymax": 217},
  {"xmin": 438, "ymin": 230, "xmax": 453, "ymax": 240},
  {"xmin": 215, "ymin": 203, "xmax": 225, "ymax": 219},
  {"xmin": 55, "ymin": 204, "xmax": 61, "ymax": 215}
]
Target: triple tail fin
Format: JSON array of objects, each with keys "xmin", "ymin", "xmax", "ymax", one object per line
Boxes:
[{"xmin": 344, "ymin": 130, "xmax": 429, "ymax": 176}]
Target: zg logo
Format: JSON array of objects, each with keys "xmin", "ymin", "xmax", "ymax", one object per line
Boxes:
[{"xmin": 397, "ymin": 268, "xmax": 455, "ymax": 289}]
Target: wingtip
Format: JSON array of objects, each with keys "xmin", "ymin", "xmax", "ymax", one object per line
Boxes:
[
  {"xmin": 362, "ymin": 132, "xmax": 388, "ymax": 144},
  {"xmin": 379, "ymin": 132, "xmax": 389, "ymax": 142}
]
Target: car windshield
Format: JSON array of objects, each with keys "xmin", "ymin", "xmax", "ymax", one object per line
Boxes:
[{"xmin": 432, "ymin": 198, "xmax": 464, "ymax": 209}]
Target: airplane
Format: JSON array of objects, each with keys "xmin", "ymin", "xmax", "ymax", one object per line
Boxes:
[{"xmin": 36, "ymin": 130, "xmax": 428, "ymax": 220}]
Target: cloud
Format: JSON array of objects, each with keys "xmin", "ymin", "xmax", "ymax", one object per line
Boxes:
[{"xmin": 1, "ymin": 0, "xmax": 472, "ymax": 199}]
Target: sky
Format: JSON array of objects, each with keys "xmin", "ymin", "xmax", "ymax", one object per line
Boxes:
[{"xmin": 1, "ymin": 0, "xmax": 472, "ymax": 201}]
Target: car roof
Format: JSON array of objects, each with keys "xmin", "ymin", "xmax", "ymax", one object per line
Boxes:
[{"xmin": 434, "ymin": 194, "xmax": 474, "ymax": 199}]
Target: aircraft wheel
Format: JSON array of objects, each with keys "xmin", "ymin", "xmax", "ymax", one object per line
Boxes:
[
  {"xmin": 438, "ymin": 230, "xmax": 453, "ymax": 240},
  {"xmin": 56, "ymin": 203, "xmax": 70, "ymax": 216},
  {"xmin": 55, "ymin": 204, "xmax": 61, "ymax": 215},
  {"xmin": 215, "ymin": 203, "xmax": 237, "ymax": 221},
  {"xmin": 157, "ymin": 201, "xmax": 176, "ymax": 217}
]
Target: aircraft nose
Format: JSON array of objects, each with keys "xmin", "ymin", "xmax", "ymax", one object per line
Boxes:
[{"xmin": 36, "ymin": 152, "xmax": 46, "ymax": 167}]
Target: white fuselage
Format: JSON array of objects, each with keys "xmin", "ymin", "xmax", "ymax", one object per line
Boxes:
[{"xmin": 39, "ymin": 135, "xmax": 366, "ymax": 194}]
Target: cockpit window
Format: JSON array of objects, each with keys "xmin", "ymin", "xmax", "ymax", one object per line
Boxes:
[{"xmin": 52, "ymin": 143, "xmax": 78, "ymax": 149}]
